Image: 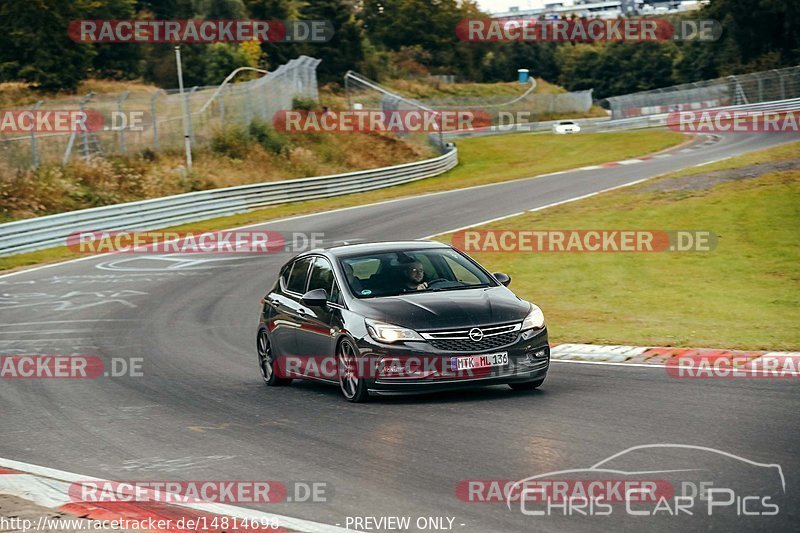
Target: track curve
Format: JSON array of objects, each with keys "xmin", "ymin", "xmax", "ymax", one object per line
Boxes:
[{"xmin": 1, "ymin": 132, "xmax": 798, "ymax": 532}]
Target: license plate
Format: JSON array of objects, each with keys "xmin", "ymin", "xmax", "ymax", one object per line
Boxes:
[{"xmin": 451, "ymin": 352, "xmax": 509, "ymax": 371}]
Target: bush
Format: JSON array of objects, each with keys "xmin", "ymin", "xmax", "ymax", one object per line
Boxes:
[
  {"xmin": 291, "ymin": 96, "xmax": 318, "ymax": 111},
  {"xmin": 249, "ymin": 119, "xmax": 288, "ymax": 155},
  {"xmin": 210, "ymin": 125, "xmax": 250, "ymax": 159}
]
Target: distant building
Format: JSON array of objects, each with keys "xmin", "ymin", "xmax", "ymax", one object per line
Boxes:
[{"xmin": 492, "ymin": 0, "xmax": 707, "ymax": 19}]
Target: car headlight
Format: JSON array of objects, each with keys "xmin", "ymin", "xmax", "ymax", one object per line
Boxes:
[
  {"xmin": 521, "ymin": 304, "xmax": 545, "ymax": 330},
  {"xmin": 365, "ymin": 318, "xmax": 424, "ymax": 343}
]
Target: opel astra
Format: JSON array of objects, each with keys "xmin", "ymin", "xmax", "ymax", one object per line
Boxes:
[{"xmin": 256, "ymin": 241, "xmax": 549, "ymax": 402}]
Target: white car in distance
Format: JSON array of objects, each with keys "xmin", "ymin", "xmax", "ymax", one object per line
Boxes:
[{"xmin": 552, "ymin": 120, "xmax": 581, "ymax": 134}]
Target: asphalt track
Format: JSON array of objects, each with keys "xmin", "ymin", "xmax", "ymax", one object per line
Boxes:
[{"xmin": 0, "ymin": 132, "xmax": 798, "ymax": 532}]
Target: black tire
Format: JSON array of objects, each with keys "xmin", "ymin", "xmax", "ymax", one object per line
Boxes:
[
  {"xmin": 509, "ymin": 377, "xmax": 545, "ymax": 391},
  {"xmin": 257, "ymin": 328, "xmax": 292, "ymax": 386},
  {"xmin": 337, "ymin": 338, "xmax": 369, "ymax": 402}
]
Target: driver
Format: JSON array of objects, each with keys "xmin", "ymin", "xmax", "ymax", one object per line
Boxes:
[{"xmin": 400, "ymin": 260, "xmax": 428, "ymax": 291}]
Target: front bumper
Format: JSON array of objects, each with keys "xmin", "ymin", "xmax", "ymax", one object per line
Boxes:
[{"xmin": 354, "ymin": 327, "xmax": 549, "ymax": 393}]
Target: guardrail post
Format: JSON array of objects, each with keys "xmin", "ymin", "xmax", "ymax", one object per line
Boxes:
[
  {"xmin": 245, "ymin": 86, "xmax": 253, "ymax": 125},
  {"xmin": 344, "ymin": 71, "xmax": 353, "ymax": 109},
  {"xmin": 772, "ymin": 69, "xmax": 786, "ymax": 100},
  {"xmin": 117, "ymin": 91, "xmax": 130, "ymax": 154},
  {"xmin": 30, "ymin": 100, "xmax": 43, "ymax": 168},
  {"xmin": 80, "ymin": 92, "xmax": 94, "ymax": 161},
  {"xmin": 188, "ymin": 86, "xmax": 199, "ymax": 141},
  {"xmin": 150, "ymin": 90, "xmax": 165, "ymax": 150},
  {"xmin": 219, "ymin": 88, "xmax": 225, "ymax": 126}
]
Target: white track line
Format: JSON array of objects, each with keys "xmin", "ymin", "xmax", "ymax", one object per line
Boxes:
[
  {"xmin": 0, "ymin": 137, "xmax": 706, "ymax": 281},
  {"xmin": 421, "ymin": 176, "xmax": 656, "ymax": 240},
  {"xmin": 551, "ymin": 359, "xmax": 671, "ymax": 369}
]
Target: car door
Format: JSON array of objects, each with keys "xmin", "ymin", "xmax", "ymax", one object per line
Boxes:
[
  {"xmin": 294, "ymin": 256, "xmax": 342, "ymax": 378},
  {"xmin": 268, "ymin": 256, "xmax": 313, "ymax": 363}
]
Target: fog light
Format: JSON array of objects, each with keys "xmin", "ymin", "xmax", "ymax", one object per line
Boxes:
[{"xmin": 526, "ymin": 349, "xmax": 547, "ymax": 362}]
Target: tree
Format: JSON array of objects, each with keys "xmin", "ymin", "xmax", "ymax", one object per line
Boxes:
[
  {"xmin": 86, "ymin": 0, "xmax": 143, "ymax": 80},
  {"xmin": 0, "ymin": 0, "xmax": 95, "ymax": 91},
  {"xmin": 245, "ymin": 0, "xmax": 303, "ymax": 68},
  {"xmin": 204, "ymin": 43, "xmax": 255, "ymax": 83},
  {"xmin": 299, "ymin": 0, "xmax": 365, "ymax": 84}
]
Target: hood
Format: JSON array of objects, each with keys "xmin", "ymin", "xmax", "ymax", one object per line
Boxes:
[{"xmin": 352, "ymin": 286, "xmax": 530, "ymax": 330}]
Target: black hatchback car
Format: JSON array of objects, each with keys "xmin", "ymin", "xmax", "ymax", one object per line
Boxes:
[{"xmin": 256, "ymin": 241, "xmax": 549, "ymax": 401}]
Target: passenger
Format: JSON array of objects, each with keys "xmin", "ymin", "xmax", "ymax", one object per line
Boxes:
[{"xmin": 343, "ymin": 262, "xmax": 363, "ymax": 293}]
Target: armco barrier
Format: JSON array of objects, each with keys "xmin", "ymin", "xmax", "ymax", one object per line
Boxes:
[
  {"xmin": 0, "ymin": 147, "xmax": 458, "ymax": 256},
  {"xmin": 442, "ymin": 97, "xmax": 800, "ymax": 139}
]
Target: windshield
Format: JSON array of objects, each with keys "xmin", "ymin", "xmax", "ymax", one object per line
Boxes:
[{"xmin": 339, "ymin": 248, "xmax": 495, "ymax": 298}]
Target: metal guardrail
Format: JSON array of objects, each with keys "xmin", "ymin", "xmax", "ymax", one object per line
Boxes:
[
  {"xmin": 441, "ymin": 116, "xmax": 611, "ymax": 140},
  {"xmin": 589, "ymin": 97, "xmax": 800, "ymax": 132},
  {"xmin": 3, "ymin": 95, "xmax": 795, "ymax": 257},
  {"xmin": 0, "ymin": 147, "xmax": 458, "ymax": 256},
  {"xmin": 442, "ymin": 97, "xmax": 800, "ymax": 139}
]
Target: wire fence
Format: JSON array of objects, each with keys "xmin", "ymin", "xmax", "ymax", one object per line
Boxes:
[
  {"xmin": 0, "ymin": 56, "xmax": 321, "ymax": 171},
  {"xmin": 603, "ymin": 65, "xmax": 800, "ymax": 119},
  {"xmin": 343, "ymin": 71, "xmax": 593, "ymax": 147},
  {"xmin": 409, "ymin": 87, "xmax": 594, "ymax": 117}
]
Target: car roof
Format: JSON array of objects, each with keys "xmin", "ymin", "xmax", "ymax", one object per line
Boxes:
[{"xmin": 308, "ymin": 240, "xmax": 451, "ymax": 258}]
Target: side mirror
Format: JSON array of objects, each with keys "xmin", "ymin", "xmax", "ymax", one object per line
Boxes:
[
  {"xmin": 493, "ymin": 272, "xmax": 511, "ymax": 287},
  {"xmin": 301, "ymin": 288, "xmax": 329, "ymax": 307}
]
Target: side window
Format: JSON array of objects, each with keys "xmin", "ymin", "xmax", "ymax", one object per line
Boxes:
[
  {"xmin": 329, "ymin": 281, "xmax": 342, "ymax": 305},
  {"xmin": 286, "ymin": 257, "xmax": 312, "ymax": 294},
  {"xmin": 279, "ymin": 262, "xmax": 292, "ymax": 288},
  {"xmin": 308, "ymin": 257, "xmax": 333, "ymax": 292}
]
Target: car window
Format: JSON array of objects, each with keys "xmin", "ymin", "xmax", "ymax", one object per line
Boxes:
[
  {"xmin": 329, "ymin": 279, "xmax": 342, "ymax": 305},
  {"xmin": 443, "ymin": 256, "xmax": 482, "ymax": 284},
  {"xmin": 279, "ymin": 262, "xmax": 292, "ymax": 287},
  {"xmin": 286, "ymin": 257, "xmax": 312, "ymax": 294},
  {"xmin": 308, "ymin": 257, "xmax": 334, "ymax": 292},
  {"xmin": 349, "ymin": 258, "xmax": 381, "ymax": 280},
  {"xmin": 308, "ymin": 257, "xmax": 343, "ymax": 304}
]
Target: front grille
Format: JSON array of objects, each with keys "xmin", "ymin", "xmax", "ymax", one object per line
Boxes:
[
  {"xmin": 421, "ymin": 323, "xmax": 520, "ymax": 352},
  {"xmin": 429, "ymin": 331, "xmax": 518, "ymax": 352}
]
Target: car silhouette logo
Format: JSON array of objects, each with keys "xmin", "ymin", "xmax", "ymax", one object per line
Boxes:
[{"xmin": 469, "ymin": 328, "xmax": 484, "ymax": 341}]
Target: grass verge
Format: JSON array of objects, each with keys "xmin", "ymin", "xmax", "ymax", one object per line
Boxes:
[
  {"xmin": 435, "ymin": 140, "xmax": 800, "ymax": 350},
  {"xmin": 0, "ymin": 130, "xmax": 684, "ymax": 274}
]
